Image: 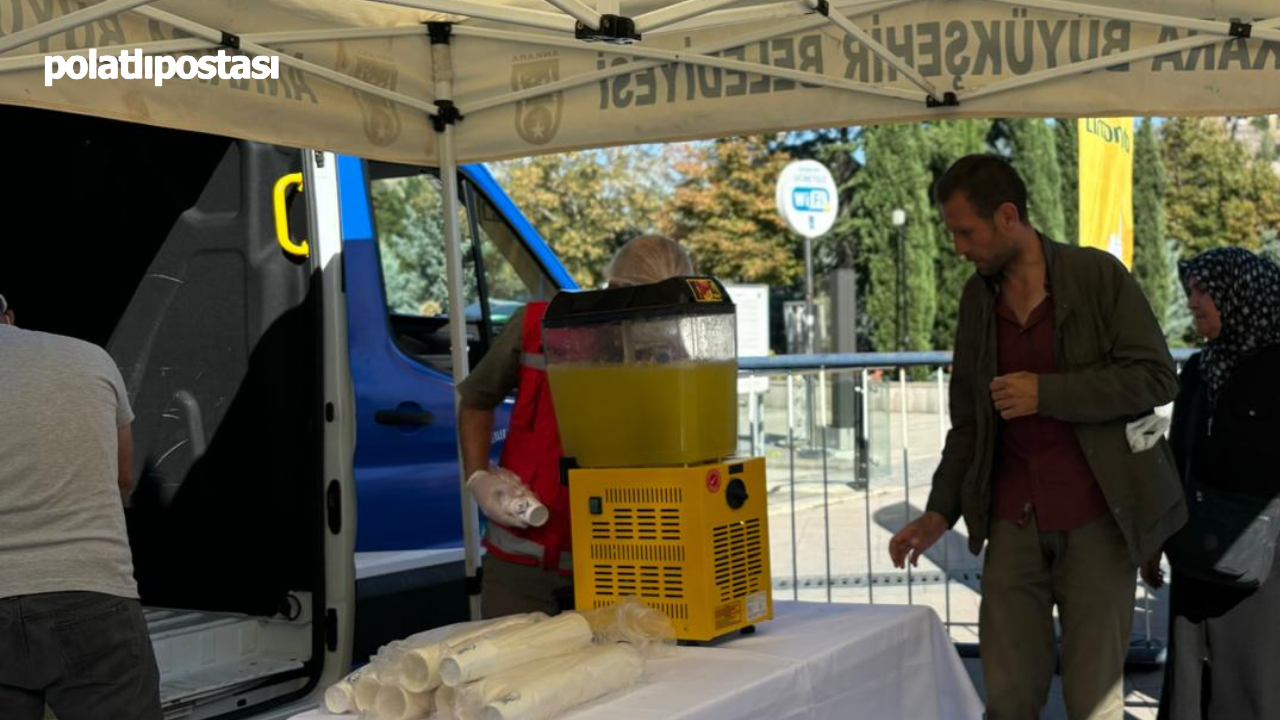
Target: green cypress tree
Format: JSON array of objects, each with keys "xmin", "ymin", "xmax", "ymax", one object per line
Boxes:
[
  {"xmin": 997, "ymin": 119, "xmax": 1068, "ymax": 240},
  {"xmin": 1054, "ymin": 119, "xmax": 1079, "ymax": 244},
  {"xmin": 925, "ymin": 120, "xmax": 991, "ymax": 349},
  {"xmin": 1163, "ymin": 117, "xmax": 1280, "ymax": 256},
  {"xmin": 849, "ymin": 124, "xmax": 937, "ymax": 353},
  {"xmin": 1163, "ymin": 238, "xmax": 1195, "ymax": 347},
  {"xmin": 1132, "ymin": 118, "xmax": 1173, "ymax": 325}
]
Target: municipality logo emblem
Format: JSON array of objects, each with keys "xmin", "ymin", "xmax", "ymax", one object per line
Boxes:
[
  {"xmin": 512, "ymin": 54, "xmax": 562, "ymax": 146},
  {"xmin": 338, "ymin": 49, "xmax": 402, "ymax": 147}
]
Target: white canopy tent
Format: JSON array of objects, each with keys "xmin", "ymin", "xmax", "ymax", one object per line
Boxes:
[
  {"xmin": 2, "ymin": 1, "xmax": 1277, "ymax": 165},
  {"xmin": 5, "ymin": 0, "xmax": 1277, "ymax": 616}
]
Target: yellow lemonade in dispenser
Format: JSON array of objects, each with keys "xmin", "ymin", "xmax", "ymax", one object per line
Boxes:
[{"xmin": 548, "ymin": 359, "xmax": 737, "ymax": 468}]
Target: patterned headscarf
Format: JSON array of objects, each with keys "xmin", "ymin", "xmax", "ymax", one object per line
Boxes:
[{"xmin": 1178, "ymin": 247, "xmax": 1280, "ymax": 406}]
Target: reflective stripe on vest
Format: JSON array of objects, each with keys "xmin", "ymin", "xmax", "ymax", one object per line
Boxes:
[
  {"xmin": 486, "ymin": 522, "xmax": 573, "ymax": 571},
  {"xmin": 519, "ymin": 351, "xmax": 547, "ymax": 371}
]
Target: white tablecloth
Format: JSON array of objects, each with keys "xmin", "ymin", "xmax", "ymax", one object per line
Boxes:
[{"xmin": 291, "ymin": 601, "xmax": 983, "ymax": 720}]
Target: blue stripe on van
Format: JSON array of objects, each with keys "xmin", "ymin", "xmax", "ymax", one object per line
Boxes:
[{"xmin": 337, "ymin": 155, "xmax": 374, "ymax": 242}]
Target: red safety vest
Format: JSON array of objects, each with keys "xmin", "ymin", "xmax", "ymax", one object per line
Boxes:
[{"xmin": 482, "ymin": 301, "xmax": 573, "ymax": 574}]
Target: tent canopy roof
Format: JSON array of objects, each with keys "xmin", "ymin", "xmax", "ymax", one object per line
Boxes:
[{"xmin": 1, "ymin": 0, "xmax": 1277, "ymax": 164}]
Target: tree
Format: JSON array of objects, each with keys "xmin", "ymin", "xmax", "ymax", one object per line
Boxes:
[
  {"xmin": 848, "ymin": 124, "xmax": 937, "ymax": 353},
  {"xmin": 1054, "ymin": 119, "xmax": 1079, "ymax": 244},
  {"xmin": 491, "ymin": 147, "xmax": 670, "ymax": 287},
  {"xmin": 925, "ymin": 120, "xmax": 991, "ymax": 348},
  {"xmin": 1132, "ymin": 118, "xmax": 1174, "ymax": 325},
  {"xmin": 992, "ymin": 119, "xmax": 1068, "ymax": 239},
  {"xmin": 660, "ymin": 137, "xmax": 801, "ymax": 286},
  {"xmin": 371, "ymin": 175, "xmax": 452, "ymax": 315},
  {"xmin": 1163, "ymin": 237, "xmax": 1195, "ymax": 348},
  {"xmin": 1162, "ymin": 117, "xmax": 1280, "ymax": 257}
]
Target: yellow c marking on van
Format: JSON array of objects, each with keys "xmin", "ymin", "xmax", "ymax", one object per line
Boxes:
[{"xmin": 273, "ymin": 172, "xmax": 309, "ymax": 258}]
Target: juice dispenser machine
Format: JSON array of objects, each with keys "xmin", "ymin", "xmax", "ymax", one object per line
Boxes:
[{"xmin": 541, "ymin": 277, "xmax": 773, "ymax": 642}]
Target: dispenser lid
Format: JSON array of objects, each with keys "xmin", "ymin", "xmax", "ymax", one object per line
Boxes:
[{"xmin": 543, "ymin": 276, "xmax": 734, "ymax": 328}]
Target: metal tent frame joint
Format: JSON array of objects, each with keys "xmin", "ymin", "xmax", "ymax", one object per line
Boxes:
[
  {"xmin": 1230, "ymin": 21, "xmax": 1253, "ymax": 39},
  {"xmin": 926, "ymin": 91, "xmax": 959, "ymax": 108},
  {"xmin": 813, "ymin": 0, "xmax": 830, "ymax": 17},
  {"xmin": 432, "ymin": 99, "xmax": 464, "ymax": 131},
  {"xmin": 219, "ymin": 31, "xmax": 241, "ymax": 50},
  {"xmin": 575, "ymin": 14, "xmax": 640, "ymax": 44},
  {"xmin": 427, "ymin": 21, "xmax": 453, "ymax": 45}
]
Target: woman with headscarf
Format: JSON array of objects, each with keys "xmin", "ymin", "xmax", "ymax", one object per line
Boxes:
[{"xmin": 1144, "ymin": 247, "xmax": 1280, "ymax": 719}]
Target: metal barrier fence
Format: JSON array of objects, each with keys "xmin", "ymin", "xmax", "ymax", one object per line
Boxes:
[{"xmin": 737, "ymin": 349, "xmax": 1194, "ymax": 663}]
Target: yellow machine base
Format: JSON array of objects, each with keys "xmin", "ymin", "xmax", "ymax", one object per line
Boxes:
[{"xmin": 569, "ymin": 457, "xmax": 773, "ymax": 642}]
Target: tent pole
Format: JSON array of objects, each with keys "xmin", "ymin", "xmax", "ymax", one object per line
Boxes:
[
  {"xmin": 133, "ymin": 7, "xmax": 441, "ymax": 117},
  {"xmin": 964, "ymin": 15, "xmax": 1280, "ymax": 104},
  {"xmin": 455, "ymin": 24, "xmax": 922, "ymax": 103},
  {"xmin": 0, "ymin": 0, "xmax": 157, "ymax": 55},
  {"xmin": 250, "ymin": 26, "xmax": 428, "ymax": 45},
  {"xmin": 460, "ymin": 14, "xmax": 831, "ymax": 115},
  {"xmin": 429, "ymin": 24, "xmax": 485, "ymax": 622},
  {"xmin": 633, "ymin": 0, "xmax": 751, "ymax": 34},
  {"xmin": 648, "ymin": 0, "xmax": 916, "ymax": 36},
  {"xmin": 365, "ymin": 0, "xmax": 577, "ymax": 34},
  {"xmin": 806, "ymin": 0, "xmax": 941, "ymax": 101},
  {"xmin": 0, "ymin": 39, "xmax": 214, "ymax": 74},
  {"xmin": 993, "ymin": 0, "xmax": 1280, "ymax": 42},
  {"xmin": 541, "ymin": 0, "xmax": 603, "ymax": 29}
]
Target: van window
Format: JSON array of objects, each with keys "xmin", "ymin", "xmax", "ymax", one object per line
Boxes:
[
  {"xmin": 369, "ymin": 164, "xmax": 557, "ymax": 373},
  {"xmin": 371, "ymin": 172, "xmax": 478, "ymax": 318},
  {"xmin": 466, "ymin": 180, "xmax": 557, "ymax": 333}
]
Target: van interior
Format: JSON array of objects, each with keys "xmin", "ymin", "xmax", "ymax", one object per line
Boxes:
[{"xmin": 2, "ymin": 104, "xmax": 327, "ymax": 719}]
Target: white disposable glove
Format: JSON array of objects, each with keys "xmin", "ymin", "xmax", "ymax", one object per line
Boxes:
[
  {"xmin": 466, "ymin": 467, "xmax": 549, "ymax": 528},
  {"xmin": 1126, "ymin": 402, "xmax": 1173, "ymax": 453}
]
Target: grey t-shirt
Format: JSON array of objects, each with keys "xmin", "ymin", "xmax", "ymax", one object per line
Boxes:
[{"xmin": 0, "ymin": 325, "xmax": 138, "ymax": 599}]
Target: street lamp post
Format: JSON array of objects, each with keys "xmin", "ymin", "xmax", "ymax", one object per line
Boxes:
[
  {"xmin": 892, "ymin": 208, "xmax": 908, "ymax": 353},
  {"xmin": 804, "ymin": 235, "xmax": 815, "ymax": 354}
]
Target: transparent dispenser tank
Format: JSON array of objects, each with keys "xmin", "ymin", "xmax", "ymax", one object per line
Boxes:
[{"xmin": 542, "ymin": 277, "xmax": 738, "ymax": 468}]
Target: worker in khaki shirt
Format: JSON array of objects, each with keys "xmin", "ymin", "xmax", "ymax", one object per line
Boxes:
[
  {"xmin": 457, "ymin": 235, "xmax": 695, "ymax": 618},
  {"xmin": 889, "ymin": 156, "xmax": 1184, "ymax": 720}
]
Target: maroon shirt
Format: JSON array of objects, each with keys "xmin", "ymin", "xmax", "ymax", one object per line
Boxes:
[{"xmin": 992, "ymin": 295, "xmax": 1108, "ymax": 531}]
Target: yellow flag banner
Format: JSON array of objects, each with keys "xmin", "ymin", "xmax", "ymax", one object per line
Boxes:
[{"xmin": 1078, "ymin": 118, "xmax": 1134, "ymax": 268}]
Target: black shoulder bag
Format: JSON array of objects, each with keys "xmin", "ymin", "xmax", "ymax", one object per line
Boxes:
[{"xmin": 1165, "ymin": 382, "xmax": 1280, "ymax": 589}]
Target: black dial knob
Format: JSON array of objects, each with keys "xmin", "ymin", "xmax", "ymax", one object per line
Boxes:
[{"xmin": 725, "ymin": 478, "xmax": 748, "ymax": 509}]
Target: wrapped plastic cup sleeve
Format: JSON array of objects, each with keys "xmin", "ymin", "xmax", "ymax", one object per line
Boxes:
[
  {"xmin": 399, "ymin": 644, "xmax": 445, "ymax": 693},
  {"xmin": 353, "ymin": 668, "xmax": 383, "ymax": 712},
  {"xmin": 440, "ymin": 613, "xmax": 592, "ymax": 687},
  {"xmin": 399, "ymin": 614, "xmax": 542, "ymax": 693},
  {"xmin": 374, "ymin": 684, "xmax": 435, "ymax": 720},
  {"xmin": 479, "ymin": 645, "xmax": 644, "ymax": 720},
  {"xmin": 324, "ymin": 680, "xmax": 356, "ymax": 714},
  {"xmin": 436, "ymin": 685, "xmax": 458, "ymax": 720}
]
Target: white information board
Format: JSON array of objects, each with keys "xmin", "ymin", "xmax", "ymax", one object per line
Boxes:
[{"xmin": 724, "ymin": 283, "xmax": 770, "ymax": 395}]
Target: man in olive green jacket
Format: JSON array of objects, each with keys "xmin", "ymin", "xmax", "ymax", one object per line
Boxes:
[{"xmin": 889, "ymin": 155, "xmax": 1185, "ymax": 720}]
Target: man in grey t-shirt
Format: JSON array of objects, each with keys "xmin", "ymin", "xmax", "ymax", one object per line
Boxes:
[{"xmin": 0, "ymin": 295, "xmax": 162, "ymax": 720}]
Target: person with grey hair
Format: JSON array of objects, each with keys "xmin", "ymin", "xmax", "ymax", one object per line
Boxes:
[
  {"xmin": 0, "ymin": 295, "xmax": 163, "ymax": 719},
  {"xmin": 602, "ymin": 233, "xmax": 696, "ymax": 288},
  {"xmin": 457, "ymin": 234, "xmax": 693, "ymax": 617}
]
